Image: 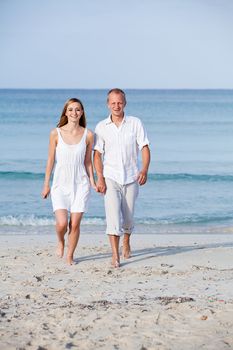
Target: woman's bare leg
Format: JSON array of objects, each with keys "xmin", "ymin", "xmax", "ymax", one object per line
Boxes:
[
  {"xmin": 66, "ymin": 212, "xmax": 83, "ymax": 265},
  {"xmin": 54, "ymin": 209, "xmax": 68, "ymax": 258}
]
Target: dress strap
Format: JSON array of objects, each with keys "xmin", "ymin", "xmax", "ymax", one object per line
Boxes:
[
  {"xmin": 84, "ymin": 128, "xmax": 89, "ymax": 145},
  {"xmin": 56, "ymin": 127, "xmax": 61, "ymax": 137},
  {"xmin": 84, "ymin": 128, "xmax": 88, "ymax": 139},
  {"xmin": 56, "ymin": 128, "xmax": 63, "ymax": 145},
  {"xmin": 79, "ymin": 128, "xmax": 87, "ymax": 143}
]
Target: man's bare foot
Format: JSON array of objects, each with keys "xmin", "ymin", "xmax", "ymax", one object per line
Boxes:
[
  {"xmin": 111, "ymin": 255, "xmax": 120, "ymax": 268},
  {"xmin": 56, "ymin": 241, "xmax": 64, "ymax": 258},
  {"xmin": 122, "ymin": 242, "xmax": 131, "ymax": 259}
]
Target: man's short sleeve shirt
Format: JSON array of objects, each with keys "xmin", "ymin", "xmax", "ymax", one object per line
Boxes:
[{"xmin": 94, "ymin": 115, "xmax": 149, "ymax": 185}]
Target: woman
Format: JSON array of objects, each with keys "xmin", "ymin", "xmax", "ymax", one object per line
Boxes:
[{"xmin": 42, "ymin": 98, "xmax": 97, "ymax": 265}]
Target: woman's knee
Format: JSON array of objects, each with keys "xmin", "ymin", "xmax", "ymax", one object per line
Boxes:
[
  {"xmin": 56, "ymin": 220, "xmax": 68, "ymax": 232},
  {"xmin": 69, "ymin": 221, "xmax": 81, "ymax": 233},
  {"xmin": 69, "ymin": 214, "xmax": 82, "ymax": 232}
]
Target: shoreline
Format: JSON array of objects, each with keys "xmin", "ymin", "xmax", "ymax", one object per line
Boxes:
[
  {"xmin": 0, "ymin": 222, "xmax": 233, "ymax": 236},
  {"xmin": 1, "ymin": 233, "xmax": 233, "ymax": 349}
]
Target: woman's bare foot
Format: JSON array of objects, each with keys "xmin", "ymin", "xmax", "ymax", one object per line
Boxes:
[
  {"xmin": 56, "ymin": 241, "xmax": 64, "ymax": 258},
  {"xmin": 66, "ymin": 253, "xmax": 74, "ymax": 265}
]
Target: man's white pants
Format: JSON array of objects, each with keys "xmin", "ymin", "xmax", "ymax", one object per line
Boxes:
[{"xmin": 104, "ymin": 178, "xmax": 139, "ymax": 236}]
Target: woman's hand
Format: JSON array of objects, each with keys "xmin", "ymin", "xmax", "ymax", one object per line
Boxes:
[
  {"xmin": 41, "ymin": 184, "xmax": 50, "ymax": 199},
  {"xmin": 90, "ymin": 179, "xmax": 98, "ymax": 192}
]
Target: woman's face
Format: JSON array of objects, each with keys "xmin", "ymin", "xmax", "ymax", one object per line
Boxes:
[{"xmin": 66, "ymin": 102, "xmax": 83, "ymax": 123}]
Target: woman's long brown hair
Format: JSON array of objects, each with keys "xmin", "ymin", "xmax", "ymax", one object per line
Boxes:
[{"xmin": 57, "ymin": 98, "xmax": 86, "ymax": 128}]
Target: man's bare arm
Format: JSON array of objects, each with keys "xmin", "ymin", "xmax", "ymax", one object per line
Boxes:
[
  {"xmin": 93, "ymin": 150, "xmax": 106, "ymax": 193},
  {"xmin": 137, "ymin": 145, "xmax": 150, "ymax": 186}
]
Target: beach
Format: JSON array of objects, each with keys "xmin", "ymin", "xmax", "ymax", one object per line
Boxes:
[
  {"xmin": 1, "ymin": 232, "xmax": 233, "ymax": 350},
  {"xmin": 1, "ymin": 88, "xmax": 233, "ymax": 349}
]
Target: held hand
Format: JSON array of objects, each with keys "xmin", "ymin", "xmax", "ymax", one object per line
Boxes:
[
  {"xmin": 137, "ymin": 170, "xmax": 148, "ymax": 186},
  {"xmin": 96, "ymin": 177, "xmax": 106, "ymax": 194},
  {"xmin": 41, "ymin": 185, "xmax": 50, "ymax": 199},
  {"xmin": 90, "ymin": 179, "xmax": 98, "ymax": 192},
  {"xmin": 92, "ymin": 184, "xmax": 98, "ymax": 192}
]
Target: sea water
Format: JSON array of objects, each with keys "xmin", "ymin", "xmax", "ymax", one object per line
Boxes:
[{"xmin": 0, "ymin": 89, "xmax": 233, "ymax": 235}]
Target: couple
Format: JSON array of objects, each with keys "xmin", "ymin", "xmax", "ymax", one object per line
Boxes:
[{"xmin": 42, "ymin": 88, "xmax": 150, "ymax": 266}]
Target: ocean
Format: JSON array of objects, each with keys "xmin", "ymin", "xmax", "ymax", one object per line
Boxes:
[{"xmin": 0, "ymin": 89, "xmax": 233, "ymax": 235}]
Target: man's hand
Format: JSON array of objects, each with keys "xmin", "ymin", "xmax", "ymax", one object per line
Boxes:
[
  {"xmin": 137, "ymin": 170, "xmax": 148, "ymax": 186},
  {"xmin": 96, "ymin": 177, "xmax": 106, "ymax": 193},
  {"xmin": 138, "ymin": 145, "xmax": 150, "ymax": 186}
]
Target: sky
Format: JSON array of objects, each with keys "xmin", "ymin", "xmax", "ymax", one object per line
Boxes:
[{"xmin": 1, "ymin": 0, "xmax": 233, "ymax": 89}]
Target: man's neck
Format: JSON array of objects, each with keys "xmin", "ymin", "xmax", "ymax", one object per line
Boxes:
[{"xmin": 111, "ymin": 113, "xmax": 124, "ymax": 127}]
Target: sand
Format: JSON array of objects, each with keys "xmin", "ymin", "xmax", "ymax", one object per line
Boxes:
[{"xmin": 0, "ymin": 232, "xmax": 233, "ymax": 350}]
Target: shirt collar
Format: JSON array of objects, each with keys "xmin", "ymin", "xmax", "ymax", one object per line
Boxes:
[{"xmin": 105, "ymin": 115, "xmax": 127, "ymax": 125}]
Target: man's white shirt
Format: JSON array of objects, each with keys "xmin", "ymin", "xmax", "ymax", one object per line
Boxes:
[{"xmin": 94, "ymin": 115, "xmax": 149, "ymax": 185}]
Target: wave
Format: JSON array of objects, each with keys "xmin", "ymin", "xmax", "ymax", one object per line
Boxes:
[
  {"xmin": 0, "ymin": 171, "xmax": 233, "ymax": 182},
  {"xmin": 0, "ymin": 171, "xmax": 44, "ymax": 180},
  {"xmin": 0, "ymin": 214, "xmax": 233, "ymax": 227},
  {"xmin": 148, "ymin": 173, "xmax": 233, "ymax": 182},
  {"xmin": 0, "ymin": 215, "xmax": 105, "ymax": 226}
]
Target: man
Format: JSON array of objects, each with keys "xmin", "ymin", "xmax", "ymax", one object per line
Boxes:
[{"xmin": 94, "ymin": 88, "xmax": 150, "ymax": 268}]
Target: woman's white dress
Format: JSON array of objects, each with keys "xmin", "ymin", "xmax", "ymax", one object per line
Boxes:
[{"xmin": 51, "ymin": 128, "xmax": 90, "ymax": 213}]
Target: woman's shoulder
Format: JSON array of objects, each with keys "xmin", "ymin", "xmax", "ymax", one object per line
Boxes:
[
  {"xmin": 50, "ymin": 128, "xmax": 58, "ymax": 135},
  {"xmin": 86, "ymin": 128, "xmax": 94, "ymax": 137},
  {"xmin": 86, "ymin": 129, "xmax": 94, "ymax": 143},
  {"xmin": 49, "ymin": 128, "xmax": 59, "ymax": 139}
]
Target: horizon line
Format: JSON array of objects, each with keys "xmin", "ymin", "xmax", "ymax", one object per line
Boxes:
[{"xmin": 1, "ymin": 87, "xmax": 233, "ymax": 91}]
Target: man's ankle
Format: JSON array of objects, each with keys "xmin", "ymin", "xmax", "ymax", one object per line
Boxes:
[{"xmin": 123, "ymin": 233, "xmax": 130, "ymax": 242}]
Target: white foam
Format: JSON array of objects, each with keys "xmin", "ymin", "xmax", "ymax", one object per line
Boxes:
[{"xmin": 0, "ymin": 215, "xmax": 106, "ymax": 226}]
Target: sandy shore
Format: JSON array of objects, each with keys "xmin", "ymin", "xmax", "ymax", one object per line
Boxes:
[{"xmin": 0, "ymin": 232, "xmax": 233, "ymax": 350}]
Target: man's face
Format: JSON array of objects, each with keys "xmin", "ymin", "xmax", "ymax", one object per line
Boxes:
[{"xmin": 107, "ymin": 92, "xmax": 126, "ymax": 118}]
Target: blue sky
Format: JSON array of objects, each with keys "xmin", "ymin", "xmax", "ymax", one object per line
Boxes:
[{"xmin": 1, "ymin": 0, "xmax": 233, "ymax": 89}]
